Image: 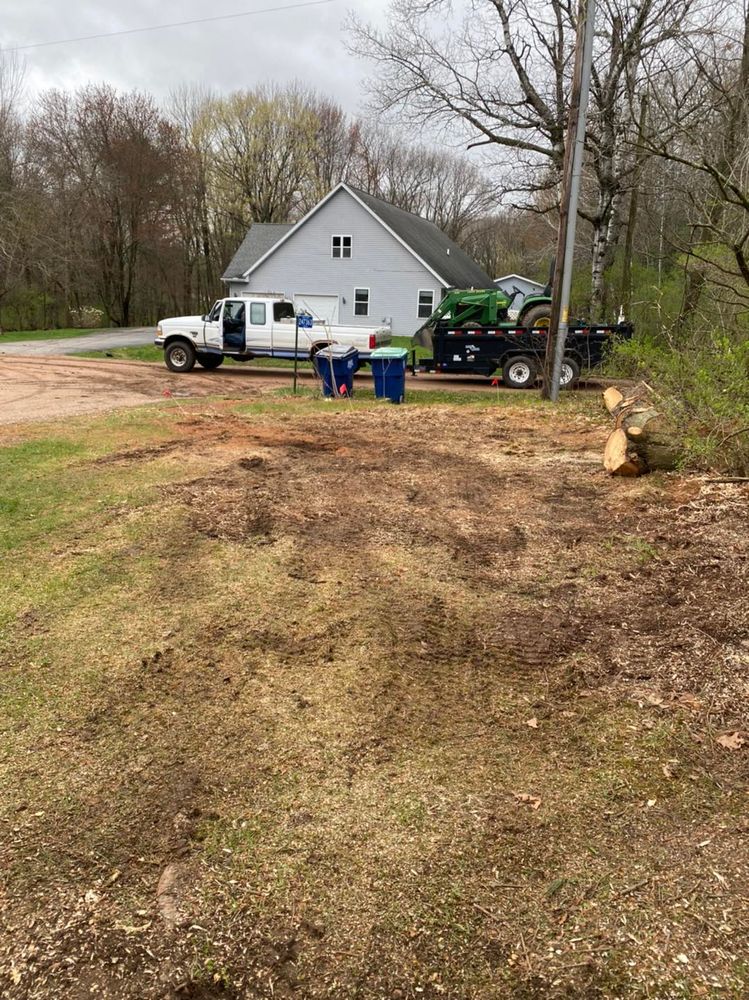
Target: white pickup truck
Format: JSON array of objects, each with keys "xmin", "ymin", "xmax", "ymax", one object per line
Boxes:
[{"xmin": 155, "ymin": 294, "xmax": 391, "ymax": 372}]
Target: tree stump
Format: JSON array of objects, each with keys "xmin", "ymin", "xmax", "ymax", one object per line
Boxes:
[{"xmin": 602, "ymin": 382, "xmax": 679, "ymax": 476}]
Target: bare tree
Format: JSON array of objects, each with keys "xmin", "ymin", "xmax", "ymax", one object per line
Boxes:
[
  {"xmin": 204, "ymin": 83, "xmax": 319, "ymax": 228},
  {"xmin": 348, "ymin": 0, "xmax": 714, "ymax": 317},
  {"xmin": 351, "ymin": 125, "xmax": 500, "ymax": 242},
  {"xmin": 28, "ymin": 85, "xmax": 182, "ymax": 326},
  {"xmin": 0, "ymin": 52, "xmax": 28, "ymax": 322},
  {"xmin": 644, "ymin": 7, "xmax": 749, "ymax": 304},
  {"xmin": 299, "ymin": 96, "xmax": 361, "ymax": 210},
  {"xmin": 168, "ymin": 84, "xmax": 223, "ymax": 310}
]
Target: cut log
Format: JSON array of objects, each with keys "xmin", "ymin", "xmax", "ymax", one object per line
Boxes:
[
  {"xmin": 604, "ymin": 428, "xmax": 646, "ymax": 476},
  {"xmin": 603, "ymin": 386, "xmax": 624, "ymax": 414},
  {"xmin": 602, "ymin": 383, "xmax": 679, "ymax": 475}
]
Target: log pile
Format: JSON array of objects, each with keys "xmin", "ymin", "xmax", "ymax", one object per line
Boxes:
[{"xmin": 602, "ymin": 382, "xmax": 679, "ymax": 476}]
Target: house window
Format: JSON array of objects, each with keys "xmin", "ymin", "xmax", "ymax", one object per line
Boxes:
[
  {"xmin": 332, "ymin": 235, "xmax": 352, "ymax": 259},
  {"xmin": 354, "ymin": 288, "xmax": 369, "ymax": 316},
  {"xmin": 417, "ymin": 289, "xmax": 435, "ymax": 319},
  {"xmin": 250, "ymin": 302, "xmax": 266, "ymax": 325}
]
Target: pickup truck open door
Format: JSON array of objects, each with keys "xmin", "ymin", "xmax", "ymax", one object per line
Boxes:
[
  {"xmin": 202, "ymin": 299, "xmax": 249, "ymax": 352},
  {"xmin": 203, "ymin": 300, "xmax": 223, "ymax": 351}
]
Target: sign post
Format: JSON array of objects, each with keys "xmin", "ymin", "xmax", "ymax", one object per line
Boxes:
[{"xmin": 294, "ymin": 313, "xmax": 313, "ymax": 394}]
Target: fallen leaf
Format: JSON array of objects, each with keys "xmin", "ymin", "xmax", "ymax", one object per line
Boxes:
[
  {"xmin": 526, "ymin": 717, "xmax": 539, "ymax": 729},
  {"xmin": 115, "ymin": 921, "xmax": 152, "ymax": 935},
  {"xmin": 662, "ymin": 764, "xmax": 675, "ymax": 779},
  {"xmin": 674, "ymin": 693, "xmax": 703, "ymax": 712},
  {"xmin": 647, "ymin": 799, "xmax": 657, "ymax": 808},
  {"xmin": 717, "ymin": 731, "xmax": 746, "ymax": 750},
  {"xmin": 10, "ymin": 966, "xmax": 21, "ymax": 985},
  {"xmin": 642, "ymin": 691, "xmax": 664, "ymax": 707},
  {"xmin": 513, "ymin": 792, "xmax": 542, "ymax": 810},
  {"xmin": 675, "ymin": 953, "xmax": 689, "ymax": 965}
]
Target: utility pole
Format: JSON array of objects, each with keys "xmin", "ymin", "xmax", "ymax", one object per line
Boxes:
[{"xmin": 541, "ymin": 0, "xmax": 597, "ymax": 401}]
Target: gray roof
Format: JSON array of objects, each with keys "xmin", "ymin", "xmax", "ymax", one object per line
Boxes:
[
  {"xmin": 221, "ymin": 185, "xmax": 493, "ymax": 289},
  {"xmin": 348, "ymin": 186, "xmax": 493, "ymax": 289},
  {"xmin": 222, "ymin": 223, "xmax": 294, "ymax": 280}
]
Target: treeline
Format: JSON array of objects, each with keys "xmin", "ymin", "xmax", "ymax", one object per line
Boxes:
[
  {"xmin": 2, "ymin": 0, "xmax": 748, "ymax": 349},
  {"xmin": 351, "ymin": 0, "xmax": 749, "ymax": 326},
  {"xmin": 0, "ymin": 68, "xmax": 550, "ymax": 331}
]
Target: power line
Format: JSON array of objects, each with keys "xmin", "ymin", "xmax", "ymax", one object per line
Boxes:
[{"xmin": 3, "ymin": 0, "xmax": 336, "ymax": 52}]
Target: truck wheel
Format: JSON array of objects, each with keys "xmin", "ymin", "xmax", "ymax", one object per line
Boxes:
[
  {"xmin": 520, "ymin": 304, "xmax": 552, "ymax": 330},
  {"xmin": 559, "ymin": 356, "xmax": 580, "ymax": 389},
  {"xmin": 502, "ymin": 355, "xmax": 537, "ymax": 389},
  {"xmin": 164, "ymin": 340, "xmax": 196, "ymax": 373},
  {"xmin": 197, "ymin": 353, "xmax": 224, "ymax": 370}
]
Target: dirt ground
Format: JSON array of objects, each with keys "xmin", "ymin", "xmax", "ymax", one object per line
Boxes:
[
  {"xmin": 0, "ymin": 357, "xmax": 269, "ymax": 424},
  {"xmin": 0, "ymin": 356, "xmax": 604, "ymax": 425},
  {"xmin": 1, "ymin": 395, "xmax": 747, "ymax": 999}
]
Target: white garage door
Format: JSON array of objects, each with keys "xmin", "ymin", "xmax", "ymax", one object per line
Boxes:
[{"xmin": 294, "ymin": 294, "xmax": 339, "ymax": 326}]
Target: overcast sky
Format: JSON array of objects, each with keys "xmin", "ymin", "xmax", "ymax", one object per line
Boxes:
[{"xmin": 2, "ymin": 0, "xmax": 387, "ymax": 116}]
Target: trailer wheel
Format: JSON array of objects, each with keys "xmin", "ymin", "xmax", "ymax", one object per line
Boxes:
[
  {"xmin": 197, "ymin": 353, "xmax": 224, "ymax": 370},
  {"xmin": 164, "ymin": 340, "xmax": 196, "ymax": 373},
  {"xmin": 502, "ymin": 355, "xmax": 537, "ymax": 389},
  {"xmin": 559, "ymin": 356, "xmax": 580, "ymax": 389}
]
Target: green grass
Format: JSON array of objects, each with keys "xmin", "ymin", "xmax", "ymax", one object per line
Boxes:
[
  {"xmin": 77, "ymin": 345, "xmax": 163, "ymax": 362},
  {"xmin": 268, "ymin": 385, "xmax": 557, "ymax": 407},
  {"xmin": 0, "ymin": 328, "xmax": 111, "ymax": 343},
  {"xmin": 73, "ymin": 335, "xmax": 424, "ymax": 366}
]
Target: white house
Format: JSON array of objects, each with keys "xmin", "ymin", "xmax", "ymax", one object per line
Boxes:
[{"xmin": 222, "ymin": 183, "xmax": 493, "ymax": 337}]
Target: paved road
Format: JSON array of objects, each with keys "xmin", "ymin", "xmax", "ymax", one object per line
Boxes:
[{"xmin": 0, "ymin": 327, "xmax": 154, "ymax": 356}]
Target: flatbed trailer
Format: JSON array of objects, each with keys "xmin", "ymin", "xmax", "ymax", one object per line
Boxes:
[{"xmin": 412, "ymin": 320, "xmax": 633, "ymax": 388}]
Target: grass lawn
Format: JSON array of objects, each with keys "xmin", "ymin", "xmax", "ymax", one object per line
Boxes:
[
  {"xmin": 1, "ymin": 392, "xmax": 747, "ymax": 998},
  {"xmin": 74, "ymin": 335, "xmax": 427, "ymax": 367},
  {"xmin": 0, "ymin": 328, "xmax": 110, "ymax": 343}
]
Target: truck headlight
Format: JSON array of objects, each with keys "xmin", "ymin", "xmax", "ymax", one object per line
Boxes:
[{"xmin": 156, "ymin": 324, "xmax": 162, "ymax": 336}]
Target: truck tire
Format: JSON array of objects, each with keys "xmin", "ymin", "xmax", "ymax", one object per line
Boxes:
[
  {"xmin": 520, "ymin": 303, "xmax": 552, "ymax": 330},
  {"xmin": 559, "ymin": 356, "xmax": 580, "ymax": 389},
  {"xmin": 164, "ymin": 340, "xmax": 196, "ymax": 373},
  {"xmin": 502, "ymin": 355, "xmax": 538, "ymax": 389},
  {"xmin": 197, "ymin": 353, "xmax": 224, "ymax": 370}
]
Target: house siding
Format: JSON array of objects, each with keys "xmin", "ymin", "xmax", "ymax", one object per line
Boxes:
[{"xmin": 227, "ymin": 188, "xmax": 443, "ymax": 337}]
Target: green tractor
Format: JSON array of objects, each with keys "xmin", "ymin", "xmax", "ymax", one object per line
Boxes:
[{"xmin": 414, "ymin": 281, "xmax": 552, "ymax": 350}]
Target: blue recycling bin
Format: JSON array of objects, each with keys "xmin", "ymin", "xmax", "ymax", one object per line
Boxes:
[
  {"xmin": 313, "ymin": 344, "xmax": 359, "ymax": 398},
  {"xmin": 370, "ymin": 347, "xmax": 408, "ymax": 404}
]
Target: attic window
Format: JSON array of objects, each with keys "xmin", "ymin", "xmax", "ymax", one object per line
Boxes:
[{"xmin": 332, "ymin": 235, "xmax": 352, "ymax": 259}]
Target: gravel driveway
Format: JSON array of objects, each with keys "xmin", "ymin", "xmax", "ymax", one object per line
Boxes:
[{"xmin": 0, "ymin": 327, "xmax": 154, "ymax": 356}]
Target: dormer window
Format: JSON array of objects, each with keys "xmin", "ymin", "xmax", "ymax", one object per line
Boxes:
[{"xmin": 332, "ymin": 235, "xmax": 352, "ymax": 259}]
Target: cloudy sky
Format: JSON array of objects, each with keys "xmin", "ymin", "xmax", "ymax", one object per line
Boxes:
[{"xmin": 2, "ymin": 0, "xmax": 387, "ymax": 114}]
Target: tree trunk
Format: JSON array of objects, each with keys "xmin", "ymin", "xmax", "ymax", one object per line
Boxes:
[{"xmin": 620, "ymin": 94, "xmax": 649, "ymax": 319}]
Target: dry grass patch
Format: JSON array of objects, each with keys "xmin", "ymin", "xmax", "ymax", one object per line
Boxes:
[{"xmin": 1, "ymin": 395, "xmax": 747, "ymax": 999}]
